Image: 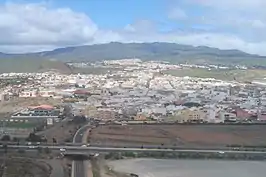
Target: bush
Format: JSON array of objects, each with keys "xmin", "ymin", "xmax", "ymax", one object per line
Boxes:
[{"xmin": 1, "ymin": 135, "xmax": 11, "ymax": 141}]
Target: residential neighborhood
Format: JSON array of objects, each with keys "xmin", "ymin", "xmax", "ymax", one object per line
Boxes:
[{"xmin": 0, "ymin": 59, "xmax": 265, "ymax": 126}]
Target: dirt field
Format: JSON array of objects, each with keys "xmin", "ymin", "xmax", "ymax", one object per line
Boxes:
[
  {"xmin": 1, "ymin": 158, "xmax": 51, "ymax": 177},
  {"xmin": 88, "ymin": 124, "xmax": 266, "ymax": 148},
  {"xmin": 37, "ymin": 121, "xmax": 80, "ymax": 144},
  {"xmin": 0, "ymin": 97, "xmax": 62, "ymax": 117}
]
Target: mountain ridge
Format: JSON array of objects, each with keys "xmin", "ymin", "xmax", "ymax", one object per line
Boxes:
[{"xmin": 0, "ymin": 42, "xmax": 265, "ymax": 66}]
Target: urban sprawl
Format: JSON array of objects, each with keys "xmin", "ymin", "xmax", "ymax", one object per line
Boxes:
[{"xmin": 0, "ymin": 59, "xmax": 265, "ymax": 132}]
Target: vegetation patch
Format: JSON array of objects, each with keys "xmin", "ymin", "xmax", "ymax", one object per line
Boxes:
[{"xmin": 163, "ymin": 68, "xmax": 266, "ymax": 81}]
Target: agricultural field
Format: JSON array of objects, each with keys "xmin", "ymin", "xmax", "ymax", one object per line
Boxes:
[{"xmin": 88, "ymin": 124, "xmax": 266, "ymax": 148}]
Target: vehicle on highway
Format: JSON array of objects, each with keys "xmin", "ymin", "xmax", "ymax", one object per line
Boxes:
[
  {"xmin": 59, "ymin": 148, "xmax": 66, "ymax": 152},
  {"xmin": 80, "ymin": 143, "xmax": 91, "ymax": 147},
  {"xmin": 60, "ymin": 148, "xmax": 66, "ymax": 152},
  {"xmin": 28, "ymin": 146, "xmax": 37, "ymax": 149}
]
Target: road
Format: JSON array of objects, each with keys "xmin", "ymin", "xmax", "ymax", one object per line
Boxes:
[
  {"xmin": 72, "ymin": 124, "xmax": 91, "ymax": 177},
  {"xmin": 46, "ymin": 159, "xmax": 65, "ymax": 177},
  {"xmin": 4, "ymin": 145, "xmax": 266, "ymax": 154}
]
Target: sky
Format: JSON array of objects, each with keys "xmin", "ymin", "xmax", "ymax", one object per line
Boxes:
[{"xmin": 0, "ymin": 0, "xmax": 266, "ymax": 55}]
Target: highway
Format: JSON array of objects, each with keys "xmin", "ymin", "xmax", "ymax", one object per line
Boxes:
[
  {"xmin": 72, "ymin": 124, "xmax": 91, "ymax": 177},
  {"xmin": 4, "ymin": 145, "xmax": 266, "ymax": 154}
]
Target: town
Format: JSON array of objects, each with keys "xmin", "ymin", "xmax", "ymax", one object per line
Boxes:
[
  {"xmin": 1, "ymin": 59, "xmax": 266, "ymax": 127},
  {"xmin": 1, "ymin": 59, "xmax": 266, "ymax": 177}
]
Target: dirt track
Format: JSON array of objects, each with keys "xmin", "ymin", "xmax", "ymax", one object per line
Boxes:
[{"xmin": 88, "ymin": 124, "xmax": 266, "ymax": 147}]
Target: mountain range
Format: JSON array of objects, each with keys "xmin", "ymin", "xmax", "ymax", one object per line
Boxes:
[{"xmin": 0, "ymin": 42, "xmax": 265, "ymax": 73}]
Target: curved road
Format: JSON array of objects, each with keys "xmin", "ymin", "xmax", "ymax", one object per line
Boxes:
[{"xmin": 72, "ymin": 124, "xmax": 91, "ymax": 177}]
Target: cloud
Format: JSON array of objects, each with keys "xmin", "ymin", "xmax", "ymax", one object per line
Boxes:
[
  {"xmin": 124, "ymin": 20, "xmax": 156, "ymax": 33},
  {"xmin": 0, "ymin": 2, "xmax": 101, "ymax": 52},
  {"xmin": 0, "ymin": 2, "xmax": 266, "ymax": 56},
  {"xmin": 162, "ymin": 0, "xmax": 266, "ymax": 54},
  {"xmin": 185, "ymin": 0, "xmax": 266, "ymax": 30},
  {"xmin": 168, "ymin": 7, "xmax": 187, "ymax": 20},
  {"xmin": 190, "ymin": 0, "xmax": 266, "ymax": 10}
]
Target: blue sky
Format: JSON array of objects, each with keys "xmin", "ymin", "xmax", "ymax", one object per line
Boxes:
[
  {"xmin": 59, "ymin": 0, "xmax": 167, "ymax": 29},
  {"xmin": 0, "ymin": 0, "xmax": 265, "ymax": 55}
]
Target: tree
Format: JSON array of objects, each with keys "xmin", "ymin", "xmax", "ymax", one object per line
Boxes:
[
  {"xmin": 52, "ymin": 138, "xmax": 57, "ymax": 144},
  {"xmin": 26, "ymin": 133, "xmax": 42, "ymax": 142},
  {"xmin": 1, "ymin": 135, "xmax": 11, "ymax": 141},
  {"xmin": 13, "ymin": 137, "xmax": 19, "ymax": 142}
]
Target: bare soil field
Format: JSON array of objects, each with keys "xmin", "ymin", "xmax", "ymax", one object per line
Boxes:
[
  {"xmin": 1, "ymin": 158, "xmax": 51, "ymax": 177},
  {"xmin": 0, "ymin": 97, "xmax": 61, "ymax": 117},
  {"xmin": 88, "ymin": 124, "xmax": 266, "ymax": 147},
  {"xmin": 37, "ymin": 121, "xmax": 79, "ymax": 144}
]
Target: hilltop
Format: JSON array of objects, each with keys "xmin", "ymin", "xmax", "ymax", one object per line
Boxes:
[{"xmin": 0, "ymin": 42, "xmax": 266, "ymax": 72}]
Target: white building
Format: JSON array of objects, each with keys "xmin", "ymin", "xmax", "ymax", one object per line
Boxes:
[{"xmin": 19, "ymin": 90, "xmax": 37, "ymax": 97}]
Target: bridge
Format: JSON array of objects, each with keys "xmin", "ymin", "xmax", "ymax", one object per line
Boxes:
[{"xmin": 2, "ymin": 120, "xmax": 266, "ymax": 177}]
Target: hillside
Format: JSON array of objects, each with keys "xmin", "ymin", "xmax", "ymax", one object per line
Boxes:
[
  {"xmin": 0, "ymin": 58, "xmax": 72, "ymax": 73},
  {"xmin": 0, "ymin": 42, "xmax": 266, "ymax": 73},
  {"xmin": 40, "ymin": 42, "xmax": 266, "ymax": 65}
]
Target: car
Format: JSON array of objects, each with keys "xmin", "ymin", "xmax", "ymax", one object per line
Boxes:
[
  {"xmin": 218, "ymin": 151, "xmax": 225, "ymax": 154},
  {"xmin": 81, "ymin": 145, "xmax": 87, "ymax": 147},
  {"xmin": 60, "ymin": 148, "xmax": 66, "ymax": 152},
  {"xmin": 28, "ymin": 146, "xmax": 37, "ymax": 149}
]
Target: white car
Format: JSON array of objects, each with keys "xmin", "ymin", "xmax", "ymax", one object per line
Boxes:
[
  {"xmin": 81, "ymin": 145, "xmax": 87, "ymax": 147},
  {"xmin": 60, "ymin": 148, "xmax": 66, "ymax": 152},
  {"xmin": 28, "ymin": 146, "xmax": 37, "ymax": 149}
]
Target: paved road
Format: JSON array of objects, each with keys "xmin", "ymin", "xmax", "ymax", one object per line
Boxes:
[
  {"xmin": 72, "ymin": 124, "xmax": 91, "ymax": 177},
  {"xmin": 5, "ymin": 145, "xmax": 266, "ymax": 154},
  {"xmin": 47, "ymin": 159, "xmax": 65, "ymax": 177},
  {"xmin": 73, "ymin": 125, "xmax": 90, "ymax": 144},
  {"xmin": 74, "ymin": 161, "xmax": 84, "ymax": 177}
]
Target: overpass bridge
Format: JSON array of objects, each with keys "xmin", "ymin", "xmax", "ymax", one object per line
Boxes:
[{"xmin": 4, "ymin": 144, "xmax": 266, "ymax": 155}]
